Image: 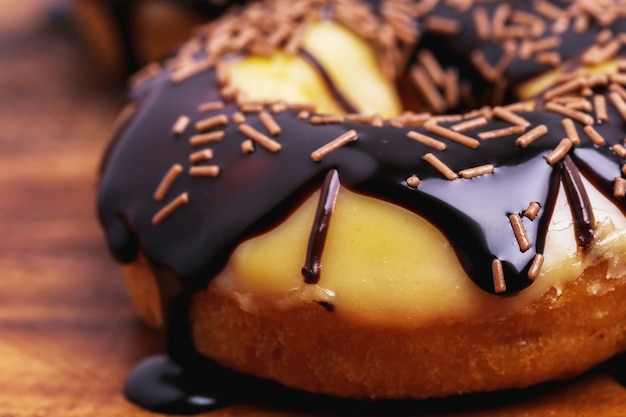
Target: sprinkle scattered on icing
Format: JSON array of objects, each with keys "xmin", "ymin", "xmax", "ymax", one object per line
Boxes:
[
  {"xmin": 524, "ymin": 202, "xmax": 542, "ymax": 220},
  {"xmin": 195, "ymin": 114, "xmax": 229, "ymax": 132},
  {"xmin": 189, "ymin": 131, "xmax": 226, "ymax": 147},
  {"xmin": 172, "ymin": 115, "xmax": 191, "ymax": 135},
  {"xmin": 238, "ymin": 123, "xmax": 282, "ymax": 153},
  {"xmin": 311, "ymin": 129, "xmax": 359, "ymax": 162},
  {"xmin": 151, "ymin": 192, "xmax": 189, "ymax": 226},
  {"xmin": 491, "ymin": 258, "xmax": 506, "ymax": 294},
  {"xmin": 508, "ymin": 213, "xmax": 532, "ymax": 253},
  {"xmin": 422, "ymin": 152, "xmax": 459, "ymax": 181},
  {"xmin": 154, "ymin": 164, "xmax": 183, "ymax": 202},
  {"xmin": 189, "ymin": 149, "xmax": 214, "ymax": 164}
]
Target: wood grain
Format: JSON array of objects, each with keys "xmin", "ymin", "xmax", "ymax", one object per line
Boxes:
[{"xmin": 3, "ymin": 2, "xmax": 626, "ymax": 416}]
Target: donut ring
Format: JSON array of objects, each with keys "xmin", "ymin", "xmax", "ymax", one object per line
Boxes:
[{"xmin": 98, "ymin": 0, "xmax": 626, "ymax": 412}]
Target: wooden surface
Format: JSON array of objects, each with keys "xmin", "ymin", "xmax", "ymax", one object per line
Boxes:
[{"xmin": 3, "ymin": 2, "xmax": 626, "ymax": 416}]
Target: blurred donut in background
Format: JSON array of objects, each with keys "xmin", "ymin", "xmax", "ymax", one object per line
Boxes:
[{"xmin": 70, "ymin": 0, "xmax": 245, "ymax": 79}]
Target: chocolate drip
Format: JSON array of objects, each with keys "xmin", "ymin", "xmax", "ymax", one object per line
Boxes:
[
  {"xmin": 560, "ymin": 155, "xmax": 595, "ymax": 251},
  {"xmin": 299, "ymin": 49, "xmax": 360, "ymax": 114},
  {"xmin": 302, "ymin": 169, "xmax": 341, "ymax": 284},
  {"xmin": 124, "ymin": 355, "xmax": 227, "ymax": 414},
  {"xmin": 533, "ymin": 164, "xmax": 562, "ymax": 256}
]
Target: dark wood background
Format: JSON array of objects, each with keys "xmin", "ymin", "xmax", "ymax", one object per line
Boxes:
[{"xmin": 3, "ymin": 1, "xmax": 626, "ymax": 415}]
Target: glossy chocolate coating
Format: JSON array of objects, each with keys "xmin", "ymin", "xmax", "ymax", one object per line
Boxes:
[{"xmin": 98, "ymin": 63, "xmax": 626, "ymax": 295}]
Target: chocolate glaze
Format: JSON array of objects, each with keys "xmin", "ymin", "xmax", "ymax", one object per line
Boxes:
[
  {"xmin": 299, "ymin": 49, "xmax": 360, "ymax": 113},
  {"xmin": 561, "ymin": 155, "xmax": 595, "ymax": 251},
  {"xmin": 96, "ymin": 0, "xmax": 626, "ymax": 413},
  {"xmin": 302, "ymin": 169, "xmax": 341, "ymax": 284}
]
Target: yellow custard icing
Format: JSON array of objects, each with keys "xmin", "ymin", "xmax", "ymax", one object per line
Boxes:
[
  {"xmin": 226, "ymin": 21, "xmax": 402, "ymax": 118},
  {"xmin": 516, "ymin": 60, "xmax": 621, "ymax": 100},
  {"xmin": 212, "ymin": 176, "xmax": 626, "ymax": 326}
]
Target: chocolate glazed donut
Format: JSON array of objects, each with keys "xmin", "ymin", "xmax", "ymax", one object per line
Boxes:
[{"xmin": 97, "ymin": 0, "xmax": 626, "ymax": 413}]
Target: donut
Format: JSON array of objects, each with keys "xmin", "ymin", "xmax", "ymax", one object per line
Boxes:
[
  {"xmin": 70, "ymin": 0, "xmax": 245, "ymax": 78},
  {"xmin": 97, "ymin": 0, "xmax": 626, "ymax": 413}
]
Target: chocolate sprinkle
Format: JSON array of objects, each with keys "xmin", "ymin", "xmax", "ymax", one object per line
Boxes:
[{"xmin": 301, "ymin": 169, "xmax": 341, "ymax": 284}]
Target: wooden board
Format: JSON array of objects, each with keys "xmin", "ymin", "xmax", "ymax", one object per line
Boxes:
[{"xmin": 3, "ymin": 2, "xmax": 626, "ymax": 416}]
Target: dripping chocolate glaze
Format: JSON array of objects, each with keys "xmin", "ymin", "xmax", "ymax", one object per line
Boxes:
[
  {"xmin": 98, "ymin": 63, "xmax": 626, "ymax": 297},
  {"xmin": 299, "ymin": 49, "xmax": 360, "ymax": 113},
  {"xmin": 561, "ymin": 155, "xmax": 595, "ymax": 250},
  {"xmin": 302, "ymin": 169, "xmax": 341, "ymax": 285}
]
